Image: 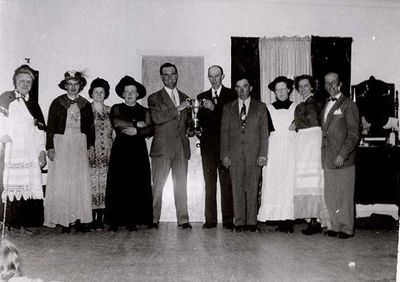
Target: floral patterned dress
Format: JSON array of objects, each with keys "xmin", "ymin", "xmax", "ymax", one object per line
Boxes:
[{"xmin": 89, "ymin": 104, "xmax": 113, "ymax": 209}]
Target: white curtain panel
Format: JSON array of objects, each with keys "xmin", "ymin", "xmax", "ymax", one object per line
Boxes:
[{"xmin": 259, "ymin": 36, "xmax": 312, "ymax": 104}]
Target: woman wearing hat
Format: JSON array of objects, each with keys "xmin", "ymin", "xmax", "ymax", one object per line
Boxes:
[
  {"xmin": 88, "ymin": 78, "xmax": 113, "ymax": 231},
  {"xmin": 44, "ymin": 71, "xmax": 95, "ymax": 233},
  {"xmin": 257, "ymin": 76, "xmax": 297, "ymax": 233},
  {"xmin": 105, "ymin": 76, "xmax": 153, "ymax": 232}
]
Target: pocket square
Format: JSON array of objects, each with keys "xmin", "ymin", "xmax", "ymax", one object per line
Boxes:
[{"xmin": 333, "ymin": 108, "xmax": 342, "ymax": 115}]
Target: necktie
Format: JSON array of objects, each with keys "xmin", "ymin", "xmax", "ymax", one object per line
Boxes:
[
  {"xmin": 240, "ymin": 102, "xmax": 246, "ymax": 127},
  {"xmin": 213, "ymin": 91, "xmax": 218, "ymax": 105},
  {"xmin": 171, "ymin": 90, "xmax": 178, "ymax": 106}
]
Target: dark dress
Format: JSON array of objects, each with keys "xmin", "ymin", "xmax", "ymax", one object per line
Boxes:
[{"xmin": 105, "ymin": 103, "xmax": 153, "ymax": 227}]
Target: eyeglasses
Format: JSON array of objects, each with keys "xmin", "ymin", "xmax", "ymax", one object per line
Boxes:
[
  {"xmin": 275, "ymin": 87, "xmax": 288, "ymax": 92},
  {"xmin": 66, "ymin": 82, "xmax": 80, "ymax": 87}
]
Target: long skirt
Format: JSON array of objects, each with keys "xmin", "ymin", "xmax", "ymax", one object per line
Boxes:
[
  {"xmin": 294, "ymin": 127, "xmax": 329, "ymax": 226},
  {"xmin": 44, "ymin": 130, "xmax": 92, "ymax": 227}
]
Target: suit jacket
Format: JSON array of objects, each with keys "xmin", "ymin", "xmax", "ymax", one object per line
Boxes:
[
  {"xmin": 197, "ymin": 85, "xmax": 236, "ymax": 154},
  {"xmin": 148, "ymin": 88, "xmax": 192, "ymax": 159},
  {"xmin": 321, "ymin": 95, "xmax": 360, "ymax": 169},
  {"xmin": 220, "ymin": 98, "xmax": 269, "ymax": 164}
]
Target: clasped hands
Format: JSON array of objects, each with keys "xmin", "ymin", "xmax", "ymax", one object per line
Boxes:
[
  {"xmin": 122, "ymin": 121, "xmax": 147, "ymax": 136},
  {"xmin": 222, "ymin": 156, "xmax": 267, "ymax": 168}
]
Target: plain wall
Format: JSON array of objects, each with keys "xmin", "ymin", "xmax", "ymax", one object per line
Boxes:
[{"xmin": 1, "ymin": 0, "xmax": 400, "ymax": 114}]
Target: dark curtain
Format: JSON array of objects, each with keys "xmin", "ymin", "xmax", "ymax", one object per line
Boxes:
[
  {"xmin": 231, "ymin": 37, "xmax": 260, "ymax": 100},
  {"xmin": 311, "ymin": 36, "xmax": 353, "ymax": 98}
]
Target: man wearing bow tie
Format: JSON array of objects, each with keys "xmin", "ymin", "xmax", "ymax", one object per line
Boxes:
[
  {"xmin": 197, "ymin": 65, "xmax": 236, "ymax": 229},
  {"xmin": 220, "ymin": 76, "xmax": 269, "ymax": 231},
  {"xmin": 321, "ymin": 72, "xmax": 360, "ymax": 239},
  {"xmin": 0, "ymin": 65, "xmax": 46, "ymax": 235}
]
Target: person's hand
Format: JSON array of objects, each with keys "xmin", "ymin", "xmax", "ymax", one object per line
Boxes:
[
  {"xmin": 257, "ymin": 157, "xmax": 267, "ymax": 167},
  {"xmin": 88, "ymin": 146, "xmax": 95, "ymax": 161},
  {"xmin": 136, "ymin": 121, "xmax": 147, "ymax": 128},
  {"xmin": 177, "ymin": 100, "xmax": 190, "ymax": 112},
  {"xmin": 334, "ymin": 155, "xmax": 344, "ymax": 168},
  {"xmin": 0, "ymin": 135, "xmax": 12, "ymax": 144},
  {"xmin": 47, "ymin": 149, "xmax": 55, "ymax": 161},
  {"xmin": 203, "ymin": 99, "xmax": 215, "ymax": 111},
  {"xmin": 39, "ymin": 151, "xmax": 47, "ymax": 168},
  {"xmin": 361, "ymin": 116, "xmax": 371, "ymax": 135},
  {"xmin": 122, "ymin": 127, "xmax": 137, "ymax": 136},
  {"xmin": 222, "ymin": 157, "xmax": 231, "ymax": 168}
]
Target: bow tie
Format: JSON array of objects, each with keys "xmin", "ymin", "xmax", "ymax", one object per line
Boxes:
[{"xmin": 330, "ymin": 97, "xmax": 338, "ymax": 102}]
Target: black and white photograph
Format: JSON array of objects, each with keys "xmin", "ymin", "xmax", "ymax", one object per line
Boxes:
[{"xmin": 0, "ymin": 0, "xmax": 399, "ymax": 281}]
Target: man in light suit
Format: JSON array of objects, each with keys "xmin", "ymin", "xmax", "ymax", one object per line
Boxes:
[
  {"xmin": 148, "ymin": 63, "xmax": 192, "ymax": 229},
  {"xmin": 220, "ymin": 76, "xmax": 269, "ymax": 232},
  {"xmin": 197, "ymin": 65, "xmax": 236, "ymax": 229},
  {"xmin": 321, "ymin": 72, "xmax": 360, "ymax": 239}
]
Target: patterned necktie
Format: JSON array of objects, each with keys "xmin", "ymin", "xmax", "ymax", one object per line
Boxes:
[
  {"xmin": 240, "ymin": 102, "xmax": 246, "ymax": 127},
  {"xmin": 213, "ymin": 91, "xmax": 218, "ymax": 105}
]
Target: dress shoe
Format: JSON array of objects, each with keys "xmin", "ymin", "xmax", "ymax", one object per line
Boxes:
[
  {"xmin": 202, "ymin": 223, "xmax": 217, "ymax": 229},
  {"xmin": 75, "ymin": 223, "xmax": 89, "ymax": 233},
  {"xmin": 148, "ymin": 223, "xmax": 159, "ymax": 229},
  {"xmin": 108, "ymin": 225, "xmax": 118, "ymax": 232},
  {"xmin": 235, "ymin": 225, "xmax": 245, "ymax": 232},
  {"xmin": 246, "ymin": 225, "xmax": 258, "ymax": 232},
  {"xmin": 223, "ymin": 223, "xmax": 235, "ymax": 230},
  {"xmin": 61, "ymin": 226, "xmax": 72, "ymax": 234},
  {"xmin": 302, "ymin": 224, "xmax": 323, "ymax": 235},
  {"xmin": 127, "ymin": 224, "xmax": 138, "ymax": 232},
  {"xmin": 179, "ymin": 223, "xmax": 192, "ymax": 229},
  {"xmin": 324, "ymin": 230, "xmax": 338, "ymax": 237},
  {"xmin": 338, "ymin": 232, "xmax": 352, "ymax": 239}
]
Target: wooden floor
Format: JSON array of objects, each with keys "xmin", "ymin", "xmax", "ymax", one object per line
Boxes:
[{"xmin": 5, "ymin": 222, "xmax": 398, "ymax": 282}]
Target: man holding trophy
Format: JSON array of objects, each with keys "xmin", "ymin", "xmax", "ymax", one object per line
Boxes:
[{"xmin": 197, "ymin": 65, "xmax": 236, "ymax": 229}]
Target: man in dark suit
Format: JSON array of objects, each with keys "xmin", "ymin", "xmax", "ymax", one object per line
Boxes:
[
  {"xmin": 148, "ymin": 63, "xmax": 192, "ymax": 229},
  {"xmin": 197, "ymin": 65, "xmax": 236, "ymax": 229},
  {"xmin": 321, "ymin": 72, "xmax": 360, "ymax": 239},
  {"xmin": 220, "ymin": 76, "xmax": 269, "ymax": 232}
]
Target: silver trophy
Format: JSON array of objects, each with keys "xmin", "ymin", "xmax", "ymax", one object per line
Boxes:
[{"xmin": 187, "ymin": 98, "xmax": 204, "ymax": 136}]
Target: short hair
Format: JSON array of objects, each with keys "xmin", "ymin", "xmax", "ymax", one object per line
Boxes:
[
  {"xmin": 324, "ymin": 71, "xmax": 341, "ymax": 82},
  {"xmin": 235, "ymin": 74, "xmax": 253, "ymax": 86},
  {"xmin": 294, "ymin": 74, "xmax": 316, "ymax": 91},
  {"xmin": 208, "ymin": 65, "xmax": 224, "ymax": 76},
  {"xmin": 160, "ymin": 63, "xmax": 178, "ymax": 75},
  {"xmin": 13, "ymin": 65, "xmax": 35, "ymax": 87},
  {"xmin": 0, "ymin": 240, "xmax": 22, "ymax": 281}
]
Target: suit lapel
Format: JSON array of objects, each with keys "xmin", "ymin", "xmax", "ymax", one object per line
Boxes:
[
  {"xmin": 161, "ymin": 88, "xmax": 175, "ymax": 107},
  {"xmin": 324, "ymin": 97, "xmax": 345, "ymax": 129},
  {"xmin": 230, "ymin": 99, "xmax": 239, "ymax": 123}
]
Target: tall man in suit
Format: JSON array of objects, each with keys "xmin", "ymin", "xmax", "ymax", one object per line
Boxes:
[
  {"xmin": 321, "ymin": 72, "xmax": 360, "ymax": 239},
  {"xmin": 148, "ymin": 63, "xmax": 192, "ymax": 229},
  {"xmin": 220, "ymin": 76, "xmax": 269, "ymax": 232},
  {"xmin": 197, "ymin": 65, "xmax": 236, "ymax": 229}
]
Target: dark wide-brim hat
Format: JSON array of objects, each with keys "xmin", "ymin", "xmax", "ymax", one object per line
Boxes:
[
  {"xmin": 58, "ymin": 70, "xmax": 87, "ymax": 90},
  {"xmin": 268, "ymin": 76, "xmax": 294, "ymax": 92},
  {"xmin": 88, "ymin": 77, "xmax": 110, "ymax": 99},
  {"xmin": 115, "ymin": 76, "xmax": 146, "ymax": 99}
]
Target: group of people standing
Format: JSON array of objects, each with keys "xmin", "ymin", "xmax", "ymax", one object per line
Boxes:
[{"xmin": 0, "ymin": 63, "xmax": 359, "ymax": 239}]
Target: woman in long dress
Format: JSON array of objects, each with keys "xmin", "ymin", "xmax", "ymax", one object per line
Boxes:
[
  {"xmin": 44, "ymin": 71, "xmax": 95, "ymax": 233},
  {"xmin": 105, "ymin": 76, "xmax": 153, "ymax": 232},
  {"xmin": 0, "ymin": 65, "xmax": 46, "ymax": 235},
  {"xmin": 257, "ymin": 76, "xmax": 297, "ymax": 233},
  {"xmin": 88, "ymin": 78, "xmax": 113, "ymax": 230},
  {"xmin": 293, "ymin": 74, "xmax": 329, "ymax": 235}
]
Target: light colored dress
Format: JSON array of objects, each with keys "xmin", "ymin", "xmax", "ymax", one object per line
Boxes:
[
  {"xmin": 0, "ymin": 96, "xmax": 44, "ymax": 202},
  {"xmin": 89, "ymin": 104, "xmax": 113, "ymax": 209},
  {"xmin": 257, "ymin": 102, "xmax": 296, "ymax": 221},
  {"xmin": 44, "ymin": 103, "xmax": 92, "ymax": 227}
]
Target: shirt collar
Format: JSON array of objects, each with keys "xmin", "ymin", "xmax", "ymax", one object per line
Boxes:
[{"xmin": 211, "ymin": 86, "xmax": 222, "ymax": 97}]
